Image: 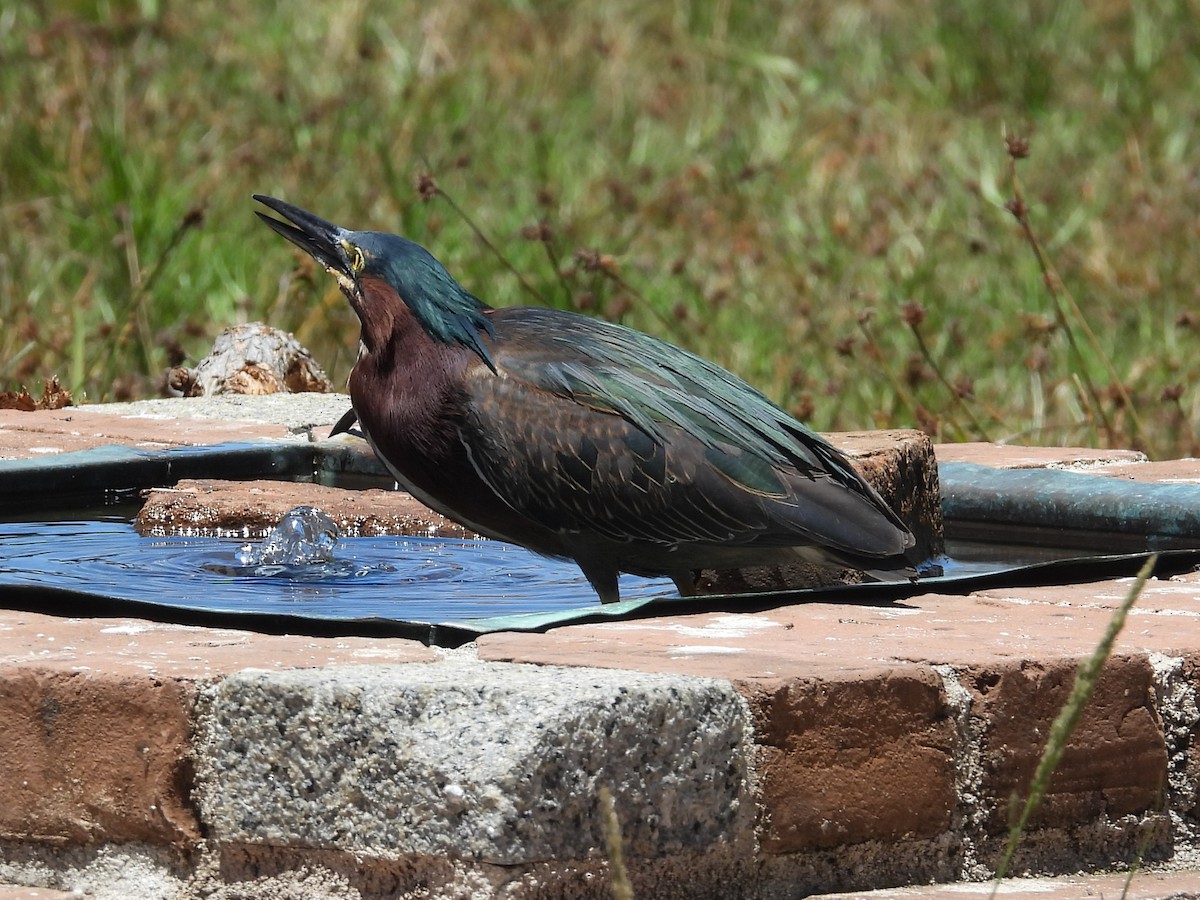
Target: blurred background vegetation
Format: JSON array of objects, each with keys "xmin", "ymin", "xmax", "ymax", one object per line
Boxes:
[{"xmin": 2, "ymin": 0, "xmax": 1198, "ymax": 456}]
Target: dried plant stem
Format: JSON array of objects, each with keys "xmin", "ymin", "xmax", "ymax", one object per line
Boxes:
[
  {"xmin": 426, "ymin": 179, "xmax": 549, "ymax": 305},
  {"xmin": 905, "ymin": 318, "xmax": 994, "ymax": 441},
  {"xmin": 856, "ymin": 315, "xmax": 948, "ymax": 437},
  {"xmin": 1005, "ymin": 148, "xmax": 1144, "ymax": 449},
  {"xmin": 69, "ymin": 264, "xmax": 99, "ymax": 394},
  {"xmin": 535, "ymin": 228, "xmax": 577, "ymax": 305},
  {"xmin": 425, "ymin": 165, "xmax": 678, "ymax": 336},
  {"xmin": 599, "ymin": 787, "xmax": 634, "ymax": 900},
  {"xmin": 102, "ymin": 208, "xmax": 202, "ymax": 380}
]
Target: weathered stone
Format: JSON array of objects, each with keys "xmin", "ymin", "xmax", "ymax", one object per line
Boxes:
[
  {"xmin": 167, "ymin": 323, "xmax": 331, "ymax": 397},
  {"xmin": 134, "ymin": 478, "xmax": 474, "ymax": 538},
  {"xmin": 195, "ymin": 661, "xmax": 753, "ymax": 865}
]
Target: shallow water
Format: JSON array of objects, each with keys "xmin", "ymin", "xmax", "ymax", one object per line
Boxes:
[
  {"xmin": 0, "ymin": 514, "xmax": 1114, "ymax": 627},
  {"xmin": 0, "ymin": 518, "xmax": 675, "ymax": 622}
]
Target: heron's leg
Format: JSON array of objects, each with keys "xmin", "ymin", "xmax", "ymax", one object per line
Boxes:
[{"xmin": 671, "ymin": 570, "xmax": 699, "ymax": 597}]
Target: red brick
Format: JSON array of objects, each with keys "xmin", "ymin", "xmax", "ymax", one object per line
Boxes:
[
  {"xmin": 964, "ymin": 654, "xmax": 1166, "ymax": 833},
  {"xmin": 0, "ymin": 408, "xmax": 296, "ymax": 458},
  {"xmin": 0, "ymin": 667, "xmax": 198, "ymax": 845},
  {"xmin": 747, "ymin": 667, "xmax": 956, "ymax": 851},
  {"xmin": 933, "ymin": 442, "xmax": 1146, "ymax": 469},
  {"xmin": 135, "ymin": 478, "xmax": 474, "ymax": 538}
]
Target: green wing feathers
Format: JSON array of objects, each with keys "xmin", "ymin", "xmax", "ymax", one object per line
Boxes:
[{"xmin": 460, "ymin": 308, "xmax": 913, "ymax": 557}]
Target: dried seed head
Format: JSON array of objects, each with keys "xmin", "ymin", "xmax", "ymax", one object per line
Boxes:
[
  {"xmin": 904, "ymin": 354, "xmax": 930, "ymax": 385},
  {"xmin": 1004, "ymin": 197, "xmax": 1026, "ymax": 220},
  {"xmin": 1005, "ymin": 134, "xmax": 1031, "ymax": 159},
  {"xmin": 915, "ymin": 405, "xmax": 939, "ymax": 436},
  {"xmin": 791, "ymin": 394, "xmax": 815, "ymax": 421},
  {"xmin": 607, "ymin": 293, "xmax": 632, "ymax": 318},
  {"xmin": 1161, "ymin": 383, "xmax": 1185, "ymax": 402},
  {"xmin": 416, "ymin": 172, "xmax": 438, "ymax": 202},
  {"xmin": 575, "ymin": 248, "xmax": 619, "ymax": 276},
  {"xmin": 520, "ymin": 221, "xmax": 553, "ymax": 242},
  {"xmin": 1021, "ymin": 313, "xmax": 1057, "ymax": 337},
  {"xmin": 901, "ymin": 300, "xmax": 926, "ymax": 327},
  {"xmin": 183, "ymin": 206, "xmax": 205, "ymax": 229},
  {"xmin": 1026, "ymin": 345, "xmax": 1050, "ymax": 372}
]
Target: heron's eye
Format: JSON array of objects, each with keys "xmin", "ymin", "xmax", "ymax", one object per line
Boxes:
[{"xmin": 341, "ymin": 241, "xmax": 365, "ymax": 274}]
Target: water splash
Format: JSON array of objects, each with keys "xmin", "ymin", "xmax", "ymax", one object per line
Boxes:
[
  {"xmin": 238, "ymin": 506, "xmax": 340, "ymax": 566},
  {"xmin": 208, "ymin": 505, "xmax": 378, "ymax": 579}
]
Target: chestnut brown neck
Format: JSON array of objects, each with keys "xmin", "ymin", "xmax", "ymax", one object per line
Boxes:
[{"xmin": 347, "ymin": 280, "xmax": 475, "ymax": 467}]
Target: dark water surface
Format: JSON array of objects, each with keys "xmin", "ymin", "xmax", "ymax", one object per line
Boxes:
[
  {"xmin": 0, "ymin": 514, "xmax": 1142, "ymax": 628},
  {"xmin": 0, "ymin": 518, "xmax": 675, "ymax": 622}
]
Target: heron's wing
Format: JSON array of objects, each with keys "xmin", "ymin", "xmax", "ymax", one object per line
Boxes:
[{"xmin": 456, "ymin": 308, "xmax": 912, "ymax": 556}]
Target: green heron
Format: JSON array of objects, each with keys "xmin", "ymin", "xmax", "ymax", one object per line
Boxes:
[{"xmin": 254, "ymin": 195, "xmax": 916, "ymax": 603}]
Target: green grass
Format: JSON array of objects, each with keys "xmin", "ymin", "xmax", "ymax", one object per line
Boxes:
[{"xmin": 3, "ymin": 0, "xmax": 1199, "ymax": 456}]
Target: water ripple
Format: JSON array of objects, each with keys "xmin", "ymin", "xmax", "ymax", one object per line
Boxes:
[{"xmin": 0, "ymin": 519, "xmax": 674, "ymax": 622}]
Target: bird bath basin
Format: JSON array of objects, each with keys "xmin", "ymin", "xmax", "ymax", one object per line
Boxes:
[
  {"xmin": 2, "ymin": 439, "xmax": 1200, "ymax": 646},
  {"xmin": 0, "ymin": 510, "xmax": 676, "ymax": 631}
]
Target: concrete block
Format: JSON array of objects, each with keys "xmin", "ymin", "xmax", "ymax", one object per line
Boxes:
[
  {"xmin": 194, "ymin": 659, "xmax": 751, "ymax": 865},
  {"xmin": 0, "ymin": 841, "xmax": 186, "ymax": 900}
]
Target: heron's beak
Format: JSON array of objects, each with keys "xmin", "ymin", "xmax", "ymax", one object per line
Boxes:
[{"xmin": 253, "ymin": 194, "xmax": 354, "ymax": 280}]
